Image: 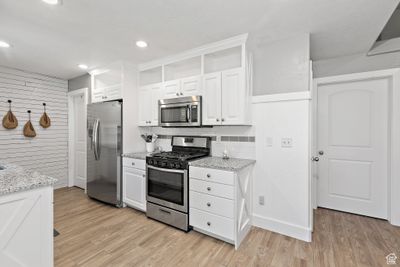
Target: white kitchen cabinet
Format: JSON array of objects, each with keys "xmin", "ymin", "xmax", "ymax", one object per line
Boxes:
[
  {"xmin": 163, "ymin": 79, "xmax": 181, "ymax": 98},
  {"xmin": 202, "ymin": 73, "xmax": 222, "ymax": 125},
  {"xmin": 138, "ymin": 83, "xmax": 162, "ymax": 126},
  {"xmin": 90, "ymin": 61, "xmax": 135, "ymax": 103},
  {"xmin": 123, "ymin": 157, "xmax": 146, "ymax": 212},
  {"xmin": 0, "ymin": 186, "xmax": 53, "ymax": 267},
  {"xmin": 181, "ymin": 76, "xmax": 201, "ymax": 96},
  {"xmin": 202, "ymin": 68, "xmax": 248, "ymax": 125},
  {"xmin": 189, "ymin": 165, "xmax": 253, "ymax": 249},
  {"xmin": 162, "ymin": 76, "xmax": 201, "ymax": 99}
]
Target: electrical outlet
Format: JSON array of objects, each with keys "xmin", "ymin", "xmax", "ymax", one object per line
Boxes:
[
  {"xmin": 281, "ymin": 138, "xmax": 293, "ymax": 148},
  {"xmin": 259, "ymin": 196, "xmax": 265, "ymax": 205}
]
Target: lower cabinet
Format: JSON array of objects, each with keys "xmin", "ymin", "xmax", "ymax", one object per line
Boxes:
[
  {"xmin": 0, "ymin": 186, "xmax": 53, "ymax": 267},
  {"xmin": 123, "ymin": 158, "xmax": 146, "ymax": 212},
  {"xmin": 189, "ymin": 165, "xmax": 253, "ymax": 249}
]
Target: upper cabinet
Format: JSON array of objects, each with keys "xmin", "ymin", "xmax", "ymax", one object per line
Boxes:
[
  {"xmin": 138, "ymin": 34, "xmax": 252, "ymax": 126},
  {"xmin": 90, "ymin": 61, "xmax": 135, "ymax": 103}
]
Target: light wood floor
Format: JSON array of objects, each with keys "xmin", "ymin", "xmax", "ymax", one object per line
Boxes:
[{"xmin": 54, "ymin": 187, "xmax": 400, "ymax": 267}]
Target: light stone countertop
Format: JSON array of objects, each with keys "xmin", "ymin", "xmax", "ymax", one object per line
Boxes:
[
  {"xmin": 189, "ymin": 156, "xmax": 256, "ymax": 172},
  {"xmin": 122, "ymin": 152, "xmax": 153, "ymax": 160},
  {"xmin": 0, "ymin": 162, "xmax": 57, "ymax": 196}
]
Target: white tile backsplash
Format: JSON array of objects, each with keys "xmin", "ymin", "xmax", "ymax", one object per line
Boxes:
[{"xmin": 141, "ymin": 126, "xmax": 255, "ymax": 160}]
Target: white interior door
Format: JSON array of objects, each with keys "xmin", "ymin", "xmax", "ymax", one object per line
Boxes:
[
  {"xmin": 73, "ymin": 94, "xmax": 87, "ymax": 189},
  {"xmin": 317, "ymin": 78, "xmax": 389, "ymax": 219}
]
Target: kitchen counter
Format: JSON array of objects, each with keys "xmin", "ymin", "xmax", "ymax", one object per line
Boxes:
[
  {"xmin": 0, "ymin": 162, "xmax": 57, "ymax": 195},
  {"xmin": 122, "ymin": 152, "xmax": 153, "ymax": 160},
  {"xmin": 189, "ymin": 156, "xmax": 256, "ymax": 172}
]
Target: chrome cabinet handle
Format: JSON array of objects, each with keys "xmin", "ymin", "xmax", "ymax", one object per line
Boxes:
[
  {"xmin": 312, "ymin": 156, "xmax": 320, "ymax": 162},
  {"xmin": 180, "ymin": 92, "xmax": 183, "ymax": 95},
  {"xmin": 216, "ymin": 118, "xmax": 219, "ymax": 122},
  {"xmin": 142, "ymin": 174, "xmax": 146, "ymax": 178},
  {"xmin": 207, "ymin": 202, "xmax": 211, "ymax": 207},
  {"xmin": 221, "ymin": 118, "xmax": 225, "ymax": 122},
  {"xmin": 206, "ymin": 174, "xmax": 211, "ymax": 178},
  {"xmin": 207, "ymin": 187, "xmax": 211, "ymax": 191},
  {"xmin": 207, "ymin": 222, "xmax": 211, "ymax": 226},
  {"xmin": 176, "ymin": 93, "xmax": 179, "ymax": 96},
  {"xmin": 131, "ymin": 162, "xmax": 135, "ymax": 166},
  {"xmin": 319, "ymin": 151, "xmax": 324, "ymax": 155}
]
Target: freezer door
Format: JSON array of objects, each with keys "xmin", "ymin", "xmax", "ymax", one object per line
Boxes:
[{"xmin": 87, "ymin": 101, "xmax": 122, "ymax": 206}]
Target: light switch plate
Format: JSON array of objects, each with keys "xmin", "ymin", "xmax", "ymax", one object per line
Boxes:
[{"xmin": 281, "ymin": 138, "xmax": 293, "ymax": 148}]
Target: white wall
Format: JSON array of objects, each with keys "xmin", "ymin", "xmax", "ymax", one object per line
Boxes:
[
  {"xmin": 251, "ymin": 33, "xmax": 310, "ymax": 95},
  {"xmin": 0, "ymin": 66, "xmax": 68, "ymax": 188},
  {"xmin": 252, "ymin": 97, "xmax": 311, "ymax": 241},
  {"xmin": 313, "ymin": 52, "xmax": 400, "ymax": 78},
  {"xmin": 122, "ymin": 66, "xmax": 143, "ymax": 154}
]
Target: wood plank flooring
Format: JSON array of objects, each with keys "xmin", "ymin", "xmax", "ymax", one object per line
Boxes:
[{"xmin": 54, "ymin": 187, "xmax": 400, "ymax": 267}]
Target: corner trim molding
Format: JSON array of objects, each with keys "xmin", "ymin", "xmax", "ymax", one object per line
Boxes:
[
  {"xmin": 252, "ymin": 91, "xmax": 311, "ymax": 104},
  {"xmin": 252, "ymin": 214, "xmax": 312, "ymax": 242}
]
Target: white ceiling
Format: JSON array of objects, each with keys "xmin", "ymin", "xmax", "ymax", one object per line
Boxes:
[{"xmin": 0, "ymin": 0, "xmax": 398, "ymax": 80}]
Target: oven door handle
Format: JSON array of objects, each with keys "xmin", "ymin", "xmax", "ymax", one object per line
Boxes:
[
  {"xmin": 186, "ymin": 105, "xmax": 191, "ymax": 123},
  {"xmin": 147, "ymin": 165, "xmax": 186, "ymax": 174}
]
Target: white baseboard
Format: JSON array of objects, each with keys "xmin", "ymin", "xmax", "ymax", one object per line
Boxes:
[{"xmin": 252, "ymin": 214, "xmax": 312, "ymax": 242}]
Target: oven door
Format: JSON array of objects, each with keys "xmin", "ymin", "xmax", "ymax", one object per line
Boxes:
[
  {"xmin": 146, "ymin": 165, "xmax": 188, "ymax": 212},
  {"xmin": 159, "ymin": 102, "xmax": 201, "ymax": 127}
]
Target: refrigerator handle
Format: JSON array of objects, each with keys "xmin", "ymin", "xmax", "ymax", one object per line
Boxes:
[{"xmin": 93, "ymin": 119, "xmax": 100, "ymax": 160}]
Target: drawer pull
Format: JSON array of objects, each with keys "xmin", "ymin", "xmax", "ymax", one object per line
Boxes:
[
  {"xmin": 207, "ymin": 222, "xmax": 211, "ymax": 226},
  {"xmin": 207, "ymin": 187, "xmax": 211, "ymax": 191},
  {"xmin": 142, "ymin": 174, "xmax": 146, "ymax": 178},
  {"xmin": 206, "ymin": 174, "xmax": 211, "ymax": 178},
  {"xmin": 159, "ymin": 208, "xmax": 171, "ymax": 215},
  {"xmin": 131, "ymin": 162, "xmax": 135, "ymax": 166},
  {"xmin": 207, "ymin": 202, "xmax": 211, "ymax": 207}
]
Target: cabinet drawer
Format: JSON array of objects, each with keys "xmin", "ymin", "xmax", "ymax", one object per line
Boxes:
[
  {"xmin": 190, "ymin": 208, "xmax": 234, "ymax": 241},
  {"xmin": 189, "ymin": 178, "xmax": 234, "ymax": 199},
  {"xmin": 190, "ymin": 191, "xmax": 233, "ymax": 218},
  {"xmin": 190, "ymin": 166, "xmax": 234, "ymax": 185},
  {"xmin": 123, "ymin": 157, "xmax": 146, "ymax": 170}
]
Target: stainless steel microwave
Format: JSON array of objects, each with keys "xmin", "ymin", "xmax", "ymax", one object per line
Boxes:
[{"xmin": 159, "ymin": 96, "xmax": 201, "ymax": 127}]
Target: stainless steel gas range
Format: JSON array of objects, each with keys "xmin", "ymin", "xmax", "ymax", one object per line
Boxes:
[{"xmin": 146, "ymin": 136, "xmax": 211, "ymax": 231}]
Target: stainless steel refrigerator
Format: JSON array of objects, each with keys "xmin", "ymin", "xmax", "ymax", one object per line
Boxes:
[{"xmin": 87, "ymin": 100, "xmax": 122, "ymax": 207}]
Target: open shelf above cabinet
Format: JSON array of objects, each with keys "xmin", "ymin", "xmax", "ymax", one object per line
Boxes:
[
  {"xmin": 139, "ymin": 66, "xmax": 162, "ymax": 86},
  {"xmin": 204, "ymin": 46, "xmax": 242, "ymax": 74},
  {"xmin": 164, "ymin": 56, "xmax": 201, "ymax": 81}
]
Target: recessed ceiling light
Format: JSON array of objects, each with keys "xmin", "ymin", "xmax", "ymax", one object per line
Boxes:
[
  {"xmin": 0, "ymin": 41, "xmax": 10, "ymax": 48},
  {"xmin": 42, "ymin": 0, "xmax": 61, "ymax": 5},
  {"xmin": 78, "ymin": 64, "xmax": 88, "ymax": 70},
  {"xmin": 136, "ymin": 40, "xmax": 148, "ymax": 48}
]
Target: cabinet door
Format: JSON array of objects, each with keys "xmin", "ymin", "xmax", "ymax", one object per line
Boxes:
[
  {"xmin": 104, "ymin": 84, "xmax": 122, "ymax": 101},
  {"xmin": 221, "ymin": 68, "xmax": 245, "ymax": 125},
  {"xmin": 163, "ymin": 80, "xmax": 181, "ymax": 99},
  {"xmin": 91, "ymin": 63, "xmax": 122, "ymax": 102},
  {"xmin": 150, "ymin": 83, "xmax": 162, "ymax": 126},
  {"xmin": 123, "ymin": 167, "xmax": 146, "ymax": 211},
  {"xmin": 138, "ymin": 86, "xmax": 152, "ymax": 126},
  {"xmin": 181, "ymin": 76, "xmax": 201, "ymax": 96},
  {"xmin": 202, "ymin": 73, "xmax": 222, "ymax": 125}
]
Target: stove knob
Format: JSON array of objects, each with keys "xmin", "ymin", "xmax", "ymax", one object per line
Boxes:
[
  {"xmin": 149, "ymin": 160, "xmax": 153, "ymax": 165},
  {"xmin": 161, "ymin": 162, "xmax": 167, "ymax": 167}
]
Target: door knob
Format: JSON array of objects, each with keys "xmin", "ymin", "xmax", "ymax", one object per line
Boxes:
[
  {"xmin": 312, "ymin": 156, "xmax": 320, "ymax": 162},
  {"xmin": 318, "ymin": 151, "xmax": 324, "ymax": 155}
]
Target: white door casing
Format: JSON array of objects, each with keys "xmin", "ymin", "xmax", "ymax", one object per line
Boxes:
[
  {"xmin": 68, "ymin": 88, "xmax": 88, "ymax": 189},
  {"xmin": 316, "ymin": 77, "xmax": 389, "ymax": 219},
  {"xmin": 73, "ymin": 94, "xmax": 87, "ymax": 189}
]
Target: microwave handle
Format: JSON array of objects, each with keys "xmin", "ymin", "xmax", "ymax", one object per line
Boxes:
[{"xmin": 186, "ymin": 105, "xmax": 192, "ymax": 123}]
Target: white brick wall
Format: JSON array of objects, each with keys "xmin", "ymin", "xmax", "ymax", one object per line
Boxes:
[{"xmin": 0, "ymin": 66, "xmax": 68, "ymax": 188}]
